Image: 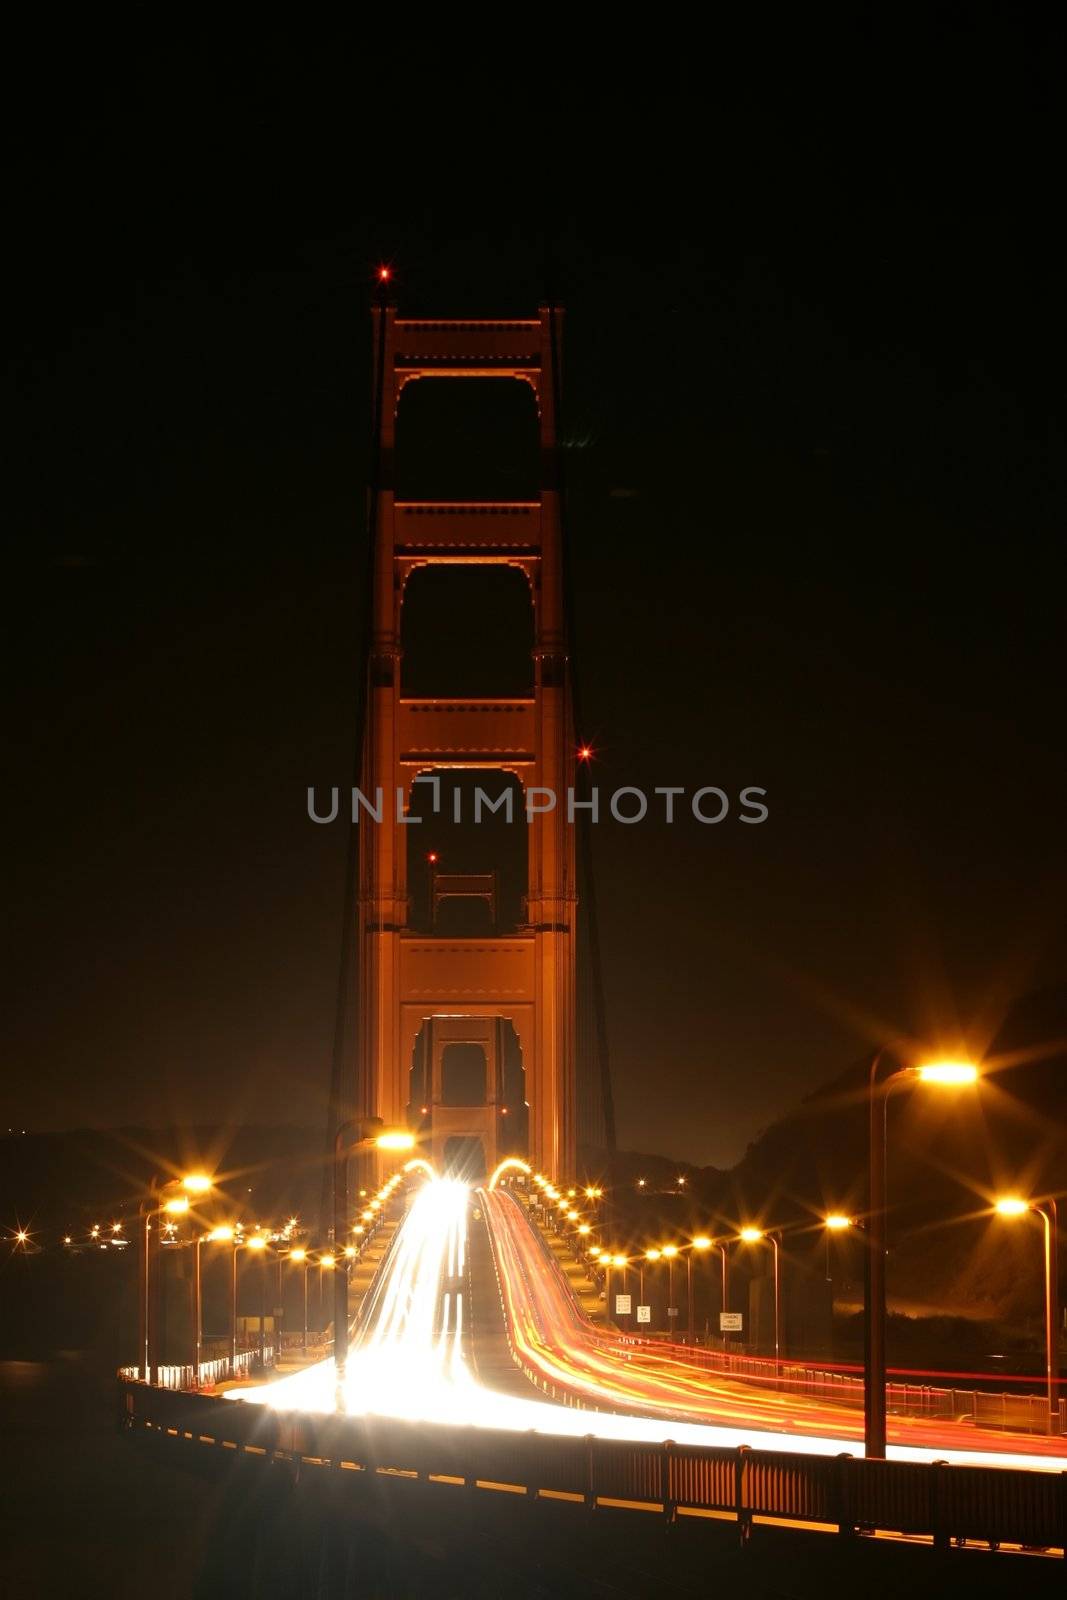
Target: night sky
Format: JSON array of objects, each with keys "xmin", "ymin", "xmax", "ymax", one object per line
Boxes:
[{"xmin": 7, "ymin": 26, "xmax": 1065, "ymax": 1168}]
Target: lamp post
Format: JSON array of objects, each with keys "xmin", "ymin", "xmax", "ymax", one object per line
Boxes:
[
  {"xmin": 740, "ymin": 1228, "xmax": 780, "ymax": 1375},
  {"xmin": 603, "ymin": 1252, "xmax": 614, "ymax": 1322},
  {"xmin": 190, "ymin": 1232, "xmax": 210, "ymax": 1386},
  {"xmin": 319, "ymin": 1252, "xmax": 335, "ymax": 1341},
  {"xmin": 865, "ymin": 1052, "xmax": 978, "ymax": 1457},
  {"xmin": 138, "ymin": 1173, "xmax": 212, "ymax": 1385},
  {"xmin": 823, "ymin": 1213, "xmax": 853, "ymax": 1282},
  {"xmin": 216, "ymin": 1229, "xmax": 267, "ymax": 1378},
  {"xmin": 288, "ymin": 1247, "xmax": 310, "ymax": 1356},
  {"xmin": 613, "ymin": 1254, "xmax": 629, "ymax": 1321},
  {"xmin": 688, "ymin": 1236, "xmax": 712, "ymax": 1344},
  {"xmin": 644, "ymin": 1249, "xmax": 661, "ymax": 1327},
  {"xmin": 662, "ymin": 1245, "xmax": 679, "ymax": 1331},
  {"xmin": 333, "ymin": 1121, "xmax": 415, "ymax": 1381},
  {"xmin": 995, "ymin": 1197, "xmax": 1060, "ymax": 1432}
]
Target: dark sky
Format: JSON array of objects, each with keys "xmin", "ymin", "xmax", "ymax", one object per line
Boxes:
[{"xmin": 6, "ymin": 25, "xmax": 1065, "ymax": 1167}]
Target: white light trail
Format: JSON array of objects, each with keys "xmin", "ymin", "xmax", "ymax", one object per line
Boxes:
[{"xmin": 233, "ymin": 1179, "xmax": 1067, "ymax": 1475}]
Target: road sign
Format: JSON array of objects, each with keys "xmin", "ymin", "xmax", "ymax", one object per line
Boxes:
[
  {"xmin": 636, "ymin": 1305, "xmax": 651, "ymax": 1324},
  {"xmin": 615, "ymin": 1293, "xmax": 632, "ymax": 1315},
  {"xmin": 719, "ymin": 1311, "xmax": 743, "ymax": 1331}
]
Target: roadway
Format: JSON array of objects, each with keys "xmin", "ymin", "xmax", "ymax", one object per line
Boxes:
[
  {"xmin": 235, "ymin": 1178, "xmax": 1067, "ymax": 1471},
  {"xmin": 482, "ymin": 1185, "xmax": 1067, "ymax": 1464}
]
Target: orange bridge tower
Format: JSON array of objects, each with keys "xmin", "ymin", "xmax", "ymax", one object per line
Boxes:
[{"xmin": 357, "ymin": 307, "xmax": 576, "ymax": 1181}]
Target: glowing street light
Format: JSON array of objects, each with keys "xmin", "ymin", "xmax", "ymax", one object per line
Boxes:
[
  {"xmin": 284, "ymin": 1246, "xmax": 311, "ymax": 1355},
  {"xmin": 823, "ymin": 1213, "xmax": 854, "ymax": 1282},
  {"xmin": 604, "ymin": 1253, "xmax": 629, "ymax": 1321},
  {"xmin": 687, "ymin": 1236, "xmax": 712, "ymax": 1343},
  {"xmin": 865, "ymin": 1050, "xmax": 978, "ymax": 1456},
  {"xmin": 661, "ymin": 1245, "xmax": 680, "ymax": 1327},
  {"xmin": 995, "ymin": 1195, "xmax": 1060, "ymax": 1430},
  {"xmin": 139, "ymin": 1172, "xmax": 215, "ymax": 1386},
  {"xmin": 739, "ymin": 1227, "xmax": 781, "ymax": 1375},
  {"xmin": 640, "ymin": 1248, "xmax": 662, "ymax": 1326},
  {"xmin": 376, "ymin": 1132, "xmax": 416, "ymax": 1152},
  {"xmin": 914, "ymin": 1062, "xmax": 978, "ymax": 1085}
]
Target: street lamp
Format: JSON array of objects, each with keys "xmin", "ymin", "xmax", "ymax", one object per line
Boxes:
[
  {"xmin": 740, "ymin": 1227, "xmax": 781, "ymax": 1375},
  {"xmin": 191, "ymin": 1224, "xmax": 234, "ymax": 1385},
  {"xmin": 208, "ymin": 1226, "xmax": 266, "ymax": 1379},
  {"xmin": 138, "ymin": 1172, "xmax": 213, "ymax": 1385},
  {"xmin": 865, "ymin": 1051, "xmax": 978, "ymax": 1457},
  {"xmin": 333, "ymin": 1120, "xmax": 415, "ymax": 1380},
  {"xmin": 662, "ymin": 1245, "xmax": 679, "ymax": 1330},
  {"xmin": 995, "ymin": 1196, "xmax": 1060, "ymax": 1432},
  {"xmin": 823, "ymin": 1213, "xmax": 853, "ymax": 1282},
  {"xmin": 286, "ymin": 1247, "xmax": 310, "ymax": 1355},
  {"xmin": 641, "ymin": 1247, "xmax": 661, "ymax": 1314},
  {"xmin": 688, "ymin": 1236, "xmax": 712, "ymax": 1343},
  {"xmin": 244, "ymin": 1234, "xmax": 269, "ymax": 1371}
]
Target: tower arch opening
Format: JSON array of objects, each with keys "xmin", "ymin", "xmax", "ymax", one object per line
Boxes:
[
  {"xmin": 396, "ymin": 377, "xmax": 539, "ymax": 500},
  {"xmin": 400, "ymin": 564, "xmax": 533, "ymax": 698}
]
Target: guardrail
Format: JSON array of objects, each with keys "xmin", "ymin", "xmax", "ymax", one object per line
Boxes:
[
  {"xmin": 120, "ymin": 1348, "xmax": 274, "ymax": 1389},
  {"xmin": 117, "ymin": 1378, "xmax": 1065, "ymax": 1557},
  {"xmin": 614, "ymin": 1337, "xmax": 1067, "ymax": 1436}
]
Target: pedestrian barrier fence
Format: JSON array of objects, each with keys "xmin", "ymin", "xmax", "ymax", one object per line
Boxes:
[
  {"xmin": 120, "ymin": 1348, "xmax": 274, "ymax": 1389},
  {"xmin": 117, "ymin": 1377, "xmax": 1065, "ymax": 1557},
  {"xmin": 612, "ymin": 1338, "xmax": 1066, "ymax": 1436}
]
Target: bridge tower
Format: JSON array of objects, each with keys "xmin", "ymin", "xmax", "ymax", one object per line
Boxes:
[{"xmin": 358, "ymin": 307, "xmax": 576, "ymax": 1181}]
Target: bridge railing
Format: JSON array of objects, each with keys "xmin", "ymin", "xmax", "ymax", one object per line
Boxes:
[
  {"xmin": 612, "ymin": 1335, "xmax": 1067, "ymax": 1435},
  {"xmin": 119, "ymin": 1349, "xmax": 275, "ymax": 1389},
  {"xmin": 117, "ymin": 1377, "xmax": 1066, "ymax": 1556}
]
